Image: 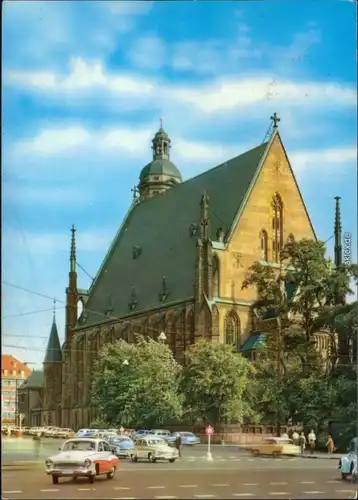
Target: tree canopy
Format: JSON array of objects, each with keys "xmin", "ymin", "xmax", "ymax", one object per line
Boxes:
[
  {"xmin": 91, "ymin": 336, "xmax": 183, "ymax": 428},
  {"xmin": 181, "ymin": 340, "xmax": 255, "ymax": 425}
]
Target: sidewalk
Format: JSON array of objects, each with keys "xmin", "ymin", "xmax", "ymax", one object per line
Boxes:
[{"xmin": 299, "ymin": 452, "xmax": 344, "ymax": 460}]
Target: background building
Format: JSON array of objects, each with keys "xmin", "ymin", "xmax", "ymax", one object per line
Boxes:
[
  {"xmin": 17, "ymin": 370, "xmax": 44, "ymax": 427},
  {"xmin": 1, "ymin": 355, "xmax": 31, "ymax": 424}
]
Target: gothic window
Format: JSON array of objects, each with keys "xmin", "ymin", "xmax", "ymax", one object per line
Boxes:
[
  {"xmin": 272, "ymin": 194, "xmax": 283, "ymax": 263},
  {"xmin": 259, "ymin": 230, "xmax": 268, "ymax": 261},
  {"xmin": 212, "ymin": 255, "xmax": 220, "ymax": 297},
  {"xmin": 163, "ymin": 142, "xmax": 168, "ymax": 155},
  {"xmin": 224, "ymin": 311, "xmax": 241, "ymax": 349}
]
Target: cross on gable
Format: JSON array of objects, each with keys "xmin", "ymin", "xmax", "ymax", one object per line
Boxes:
[{"xmin": 270, "ymin": 112, "xmax": 280, "ymax": 128}]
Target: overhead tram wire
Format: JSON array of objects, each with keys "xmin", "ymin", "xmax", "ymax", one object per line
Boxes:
[{"xmin": 3, "ymin": 306, "xmax": 66, "ymax": 319}]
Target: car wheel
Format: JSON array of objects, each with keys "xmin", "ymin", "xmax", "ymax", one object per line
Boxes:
[
  {"xmin": 107, "ymin": 466, "xmax": 116, "ymax": 480},
  {"xmin": 52, "ymin": 476, "xmax": 59, "ymax": 485},
  {"xmin": 252, "ymin": 450, "xmax": 259, "ymax": 456},
  {"xmin": 169, "ymin": 459, "xmax": 176, "ymax": 463},
  {"xmin": 148, "ymin": 453, "xmax": 156, "ymax": 463},
  {"xmin": 272, "ymin": 452, "xmax": 280, "ymax": 458},
  {"xmin": 131, "ymin": 454, "xmax": 138, "ymax": 462},
  {"xmin": 88, "ymin": 475, "xmax": 95, "ymax": 483}
]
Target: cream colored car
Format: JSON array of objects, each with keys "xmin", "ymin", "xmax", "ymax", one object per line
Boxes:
[
  {"xmin": 251, "ymin": 437, "xmax": 300, "ymax": 457},
  {"xmin": 131, "ymin": 437, "xmax": 179, "ymax": 463}
]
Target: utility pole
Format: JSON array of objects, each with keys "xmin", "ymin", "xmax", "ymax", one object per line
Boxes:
[{"xmin": 276, "ymin": 316, "xmax": 282, "ymax": 437}]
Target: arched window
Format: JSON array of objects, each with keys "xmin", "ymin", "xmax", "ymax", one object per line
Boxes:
[
  {"xmin": 260, "ymin": 230, "xmax": 268, "ymax": 261},
  {"xmin": 224, "ymin": 311, "xmax": 241, "ymax": 349},
  {"xmin": 212, "ymin": 255, "xmax": 220, "ymax": 297},
  {"xmin": 272, "ymin": 194, "xmax": 283, "ymax": 263}
]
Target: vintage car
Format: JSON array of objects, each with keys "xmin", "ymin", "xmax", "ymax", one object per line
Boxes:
[
  {"xmin": 167, "ymin": 431, "xmax": 201, "ymax": 446},
  {"xmin": 131, "ymin": 437, "xmax": 179, "ymax": 463},
  {"xmin": 339, "ymin": 437, "xmax": 357, "ymax": 480},
  {"xmin": 55, "ymin": 428, "xmax": 75, "ymax": 439},
  {"xmin": 108, "ymin": 436, "xmax": 135, "ymax": 458},
  {"xmin": 251, "ymin": 437, "xmax": 300, "ymax": 457},
  {"xmin": 45, "ymin": 438, "xmax": 120, "ymax": 484},
  {"xmin": 149, "ymin": 429, "xmax": 172, "ymax": 441}
]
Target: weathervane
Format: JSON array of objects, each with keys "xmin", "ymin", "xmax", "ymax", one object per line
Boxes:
[
  {"xmin": 53, "ymin": 297, "xmax": 56, "ymax": 320},
  {"xmin": 160, "ymin": 116, "xmax": 163, "ymax": 129}
]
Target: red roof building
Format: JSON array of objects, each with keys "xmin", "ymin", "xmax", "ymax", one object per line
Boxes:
[{"xmin": 2, "ymin": 355, "xmax": 32, "ymax": 423}]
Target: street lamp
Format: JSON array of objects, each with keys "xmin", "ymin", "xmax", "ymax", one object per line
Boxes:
[
  {"xmin": 158, "ymin": 331, "xmax": 167, "ymax": 342},
  {"xmin": 122, "ymin": 359, "xmax": 129, "ymax": 366}
]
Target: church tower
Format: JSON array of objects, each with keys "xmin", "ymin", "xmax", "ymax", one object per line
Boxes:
[
  {"xmin": 43, "ymin": 301, "xmax": 62, "ymax": 426},
  {"xmin": 138, "ymin": 123, "xmax": 182, "ymax": 200}
]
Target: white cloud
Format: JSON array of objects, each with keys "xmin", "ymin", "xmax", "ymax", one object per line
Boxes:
[
  {"xmin": 4, "ymin": 58, "xmax": 355, "ymax": 115},
  {"xmin": 4, "ymin": 58, "xmax": 155, "ymax": 95},
  {"xmin": 3, "ymin": 228, "xmax": 115, "ymax": 256},
  {"xmin": 171, "ymin": 78, "xmax": 356, "ymax": 113},
  {"xmin": 290, "ymin": 147, "xmax": 357, "ymax": 172}
]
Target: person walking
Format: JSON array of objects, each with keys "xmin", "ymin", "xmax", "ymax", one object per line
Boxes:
[
  {"xmin": 326, "ymin": 435, "xmax": 335, "ymax": 455},
  {"xmin": 175, "ymin": 433, "xmax": 182, "ymax": 458},
  {"xmin": 308, "ymin": 429, "xmax": 316, "ymax": 454},
  {"xmin": 299, "ymin": 432, "xmax": 306, "ymax": 454}
]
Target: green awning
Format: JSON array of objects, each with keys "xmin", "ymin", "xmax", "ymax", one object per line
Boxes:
[{"xmin": 240, "ymin": 333, "xmax": 266, "ymax": 353}]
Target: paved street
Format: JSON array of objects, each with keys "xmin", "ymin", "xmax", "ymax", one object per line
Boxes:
[{"xmin": 2, "ymin": 466, "xmax": 357, "ymax": 499}]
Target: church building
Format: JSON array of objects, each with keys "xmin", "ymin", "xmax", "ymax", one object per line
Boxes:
[{"xmin": 41, "ymin": 116, "xmax": 336, "ymax": 429}]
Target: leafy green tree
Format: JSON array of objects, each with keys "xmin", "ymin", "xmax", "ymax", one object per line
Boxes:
[
  {"xmin": 91, "ymin": 336, "xmax": 183, "ymax": 428},
  {"xmin": 242, "ymin": 239, "xmax": 355, "ymax": 434},
  {"xmin": 181, "ymin": 340, "xmax": 255, "ymax": 425}
]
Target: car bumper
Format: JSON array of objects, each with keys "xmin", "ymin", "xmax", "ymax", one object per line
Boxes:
[
  {"xmin": 118, "ymin": 450, "xmax": 133, "ymax": 457},
  {"xmin": 46, "ymin": 466, "xmax": 95, "ymax": 477}
]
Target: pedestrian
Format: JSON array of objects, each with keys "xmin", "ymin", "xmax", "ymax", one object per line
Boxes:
[
  {"xmin": 33, "ymin": 432, "xmax": 42, "ymax": 460},
  {"xmin": 282, "ymin": 432, "xmax": 289, "ymax": 439},
  {"xmin": 326, "ymin": 435, "xmax": 335, "ymax": 455},
  {"xmin": 292, "ymin": 430, "xmax": 299, "ymax": 446},
  {"xmin": 299, "ymin": 432, "xmax": 306, "ymax": 454},
  {"xmin": 308, "ymin": 429, "xmax": 316, "ymax": 454},
  {"xmin": 175, "ymin": 433, "xmax": 182, "ymax": 458}
]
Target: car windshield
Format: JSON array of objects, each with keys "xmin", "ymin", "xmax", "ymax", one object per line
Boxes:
[
  {"xmin": 147, "ymin": 438, "xmax": 166, "ymax": 446},
  {"xmin": 63, "ymin": 440, "xmax": 96, "ymax": 451},
  {"xmin": 181, "ymin": 432, "xmax": 194, "ymax": 437},
  {"xmin": 111, "ymin": 437, "xmax": 131, "ymax": 443}
]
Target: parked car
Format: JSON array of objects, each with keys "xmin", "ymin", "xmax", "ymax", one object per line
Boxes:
[
  {"xmin": 167, "ymin": 431, "xmax": 201, "ymax": 446},
  {"xmin": 55, "ymin": 428, "xmax": 75, "ymax": 439},
  {"xmin": 132, "ymin": 429, "xmax": 151, "ymax": 439},
  {"xmin": 45, "ymin": 438, "xmax": 120, "ymax": 484},
  {"xmin": 131, "ymin": 437, "xmax": 179, "ymax": 463},
  {"xmin": 44, "ymin": 427, "xmax": 61, "ymax": 438},
  {"xmin": 149, "ymin": 429, "xmax": 172, "ymax": 441},
  {"xmin": 75, "ymin": 429, "xmax": 98, "ymax": 438},
  {"xmin": 251, "ymin": 437, "xmax": 300, "ymax": 457},
  {"xmin": 108, "ymin": 436, "xmax": 135, "ymax": 458},
  {"xmin": 339, "ymin": 437, "xmax": 357, "ymax": 480}
]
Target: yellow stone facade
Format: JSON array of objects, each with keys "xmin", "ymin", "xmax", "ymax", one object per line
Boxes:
[{"xmin": 213, "ymin": 134, "xmax": 316, "ymax": 345}]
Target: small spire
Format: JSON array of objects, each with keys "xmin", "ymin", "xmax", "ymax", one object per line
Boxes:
[
  {"xmin": 70, "ymin": 225, "xmax": 76, "ymax": 273},
  {"xmin": 160, "ymin": 116, "xmax": 163, "ymax": 129},
  {"xmin": 334, "ymin": 196, "xmax": 342, "ymax": 268},
  {"xmin": 200, "ymin": 192, "xmax": 210, "ymax": 241},
  {"xmin": 270, "ymin": 112, "xmax": 280, "ymax": 129},
  {"xmin": 53, "ymin": 297, "xmax": 56, "ymax": 322}
]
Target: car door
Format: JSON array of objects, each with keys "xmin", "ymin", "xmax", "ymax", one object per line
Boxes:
[
  {"xmin": 102, "ymin": 440, "xmax": 116, "ymax": 469},
  {"xmin": 135, "ymin": 439, "xmax": 144, "ymax": 458}
]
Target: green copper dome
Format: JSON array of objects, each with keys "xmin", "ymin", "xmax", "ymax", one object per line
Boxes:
[
  {"xmin": 140, "ymin": 158, "xmax": 182, "ymax": 180},
  {"xmin": 139, "ymin": 125, "xmax": 182, "ymax": 181}
]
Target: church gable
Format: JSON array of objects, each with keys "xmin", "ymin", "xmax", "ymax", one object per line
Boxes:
[{"xmin": 224, "ymin": 130, "xmax": 316, "ymax": 301}]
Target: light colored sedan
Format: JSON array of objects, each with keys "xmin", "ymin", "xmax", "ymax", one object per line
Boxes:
[
  {"xmin": 45, "ymin": 438, "xmax": 120, "ymax": 484},
  {"xmin": 131, "ymin": 437, "xmax": 179, "ymax": 463},
  {"xmin": 251, "ymin": 437, "xmax": 300, "ymax": 457}
]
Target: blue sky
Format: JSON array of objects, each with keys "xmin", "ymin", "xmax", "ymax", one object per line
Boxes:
[{"xmin": 2, "ymin": 0, "xmax": 357, "ymax": 367}]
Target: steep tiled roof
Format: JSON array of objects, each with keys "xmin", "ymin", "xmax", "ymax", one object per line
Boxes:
[
  {"xmin": 43, "ymin": 319, "xmax": 62, "ymax": 363},
  {"xmin": 1, "ymin": 355, "xmax": 31, "ymax": 378},
  {"xmin": 80, "ymin": 140, "xmax": 269, "ymax": 328},
  {"xmin": 18, "ymin": 370, "xmax": 44, "ymax": 390}
]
